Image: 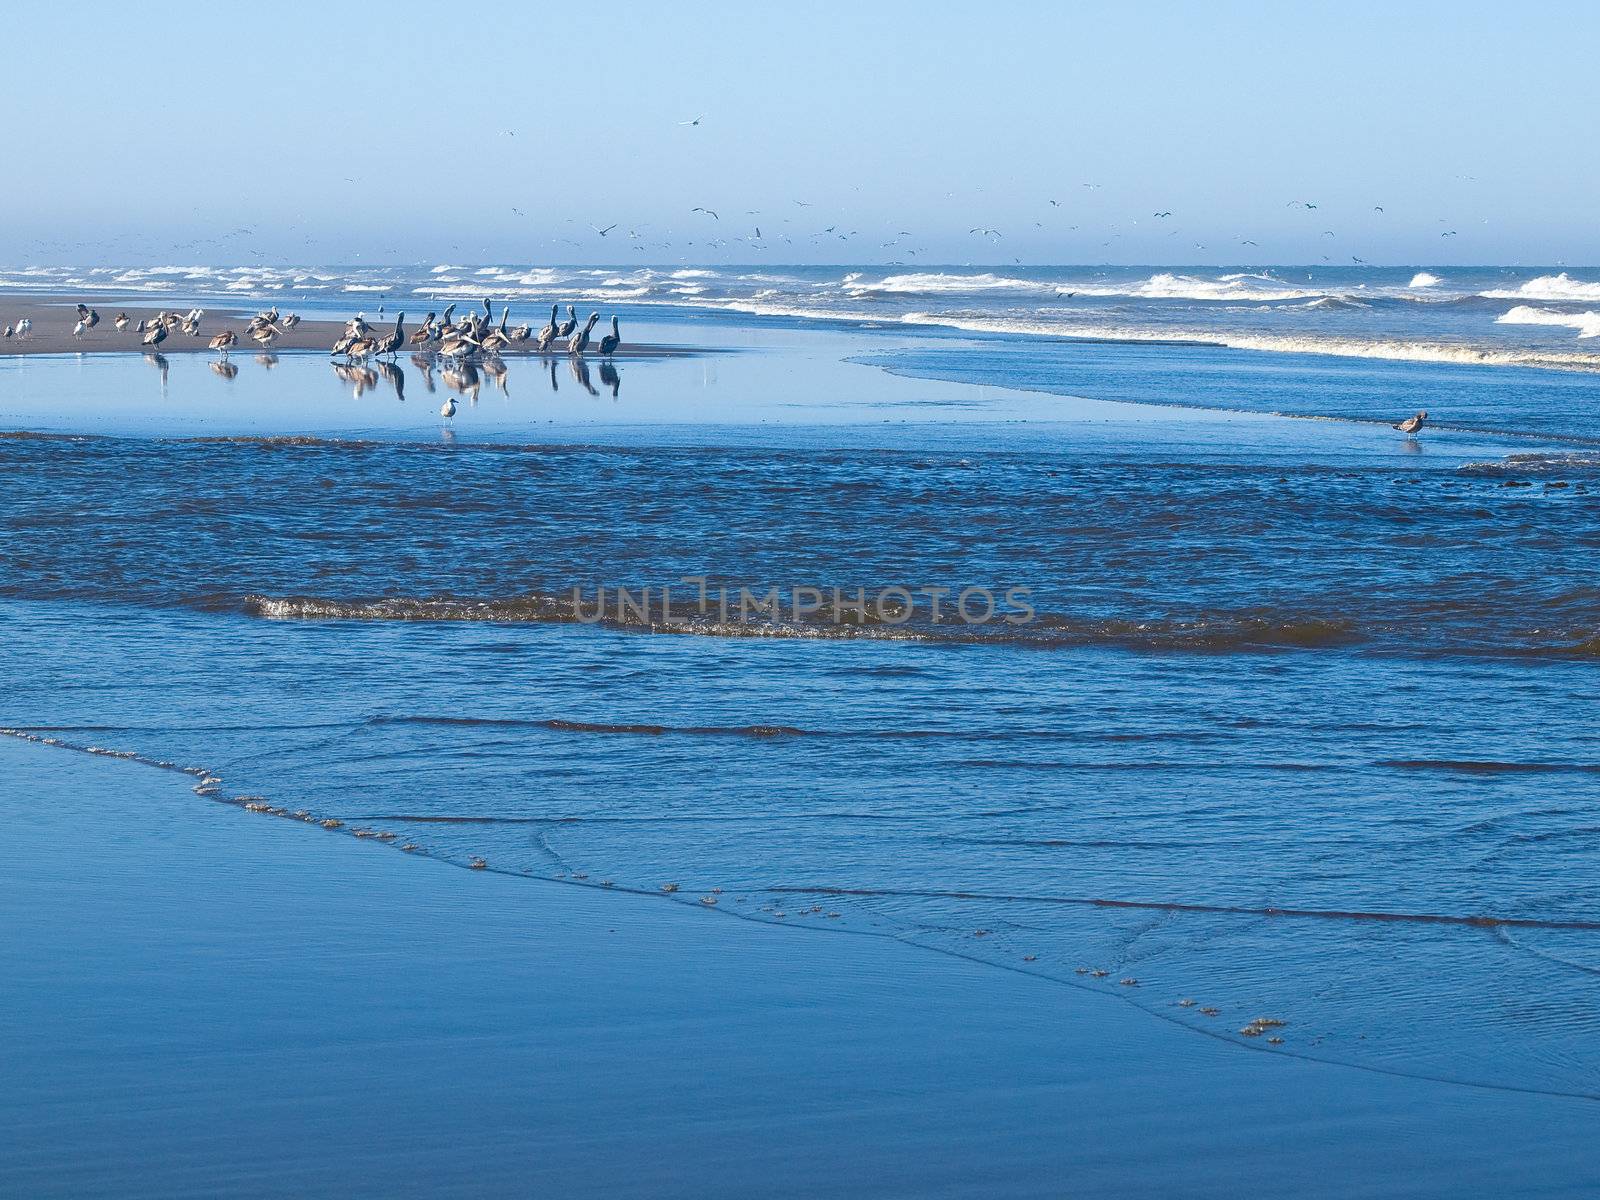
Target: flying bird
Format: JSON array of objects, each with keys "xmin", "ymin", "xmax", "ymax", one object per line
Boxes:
[
  {"xmin": 678, "ymin": 115, "xmax": 704, "ymax": 126},
  {"xmin": 692, "ymin": 207, "xmax": 719, "ymax": 220},
  {"xmin": 592, "ymin": 224, "xmax": 617, "ymax": 236},
  {"xmin": 1153, "ymin": 211, "xmax": 1172, "ymax": 218}
]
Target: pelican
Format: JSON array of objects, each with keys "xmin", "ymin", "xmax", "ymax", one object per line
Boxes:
[
  {"xmin": 408, "ymin": 312, "xmax": 437, "ymax": 346},
  {"xmin": 142, "ymin": 318, "xmax": 167, "ymax": 347},
  {"xmin": 1393, "ymin": 410, "xmax": 1428, "ymax": 436},
  {"xmin": 344, "ymin": 332, "xmax": 378, "ymax": 361},
  {"xmin": 114, "ymin": 312, "xmax": 130, "ymax": 333},
  {"xmin": 556, "ymin": 306, "xmax": 578, "ymax": 338},
  {"xmin": 372, "ymin": 313, "xmax": 406, "ymax": 358},
  {"xmin": 330, "ymin": 329, "xmax": 359, "ymax": 356},
  {"xmin": 281, "ymin": 313, "xmax": 300, "ymax": 330},
  {"xmin": 251, "ymin": 325, "xmax": 282, "ymax": 348},
  {"xmin": 209, "ymin": 330, "xmax": 238, "ymax": 356},
  {"xmin": 599, "ymin": 315, "xmax": 621, "ymax": 356},
  {"xmin": 536, "ymin": 304, "xmax": 559, "ymax": 351},
  {"xmin": 479, "ymin": 306, "xmax": 511, "ymax": 353},
  {"xmin": 567, "ymin": 312, "xmax": 599, "ymax": 355},
  {"xmin": 440, "ymin": 397, "xmax": 457, "ymax": 421},
  {"xmin": 438, "ymin": 329, "xmax": 479, "ymax": 361},
  {"xmin": 75, "ymin": 303, "xmax": 100, "ymax": 329}
]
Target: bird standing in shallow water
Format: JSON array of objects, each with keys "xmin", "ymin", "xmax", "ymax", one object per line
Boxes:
[
  {"xmin": 440, "ymin": 397, "xmax": 457, "ymax": 421},
  {"xmin": 1393, "ymin": 410, "xmax": 1428, "ymax": 436},
  {"xmin": 209, "ymin": 330, "xmax": 238, "ymax": 356}
]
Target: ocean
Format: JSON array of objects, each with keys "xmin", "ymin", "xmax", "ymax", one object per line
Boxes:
[{"xmin": 1, "ymin": 269, "xmax": 1598, "ymax": 1105}]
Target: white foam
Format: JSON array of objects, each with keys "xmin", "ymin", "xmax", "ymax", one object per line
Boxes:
[
  {"xmin": 843, "ymin": 272, "xmax": 1051, "ymax": 296},
  {"xmin": 1408, "ymin": 272, "xmax": 1443, "ymax": 288},
  {"xmin": 1495, "ymin": 305, "xmax": 1600, "ymax": 339},
  {"xmin": 1481, "ymin": 273, "xmax": 1600, "ymax": 303}
]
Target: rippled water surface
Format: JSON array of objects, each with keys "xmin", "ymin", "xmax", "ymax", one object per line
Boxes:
[{"xmin": 2, "ymin": 317, "xmax": 1597, "ymax": 1101}]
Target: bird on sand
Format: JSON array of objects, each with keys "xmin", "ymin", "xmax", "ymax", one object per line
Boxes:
[
  {"xmin": 599, "ymin": 315, "xmax": 621, "ymax": 356},
  {"xmin": 1393, "ymin": 410, "xmax": 1428, "ymax": 435},
  {"xmin": 142, "ymin": 318, "xmax": 167, "ymax": 347}
]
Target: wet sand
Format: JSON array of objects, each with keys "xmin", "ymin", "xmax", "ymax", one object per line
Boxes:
[
  {"xmin": 1, "ymin": 732, "xmax": 1596, "ymax": 1198},
  {"xmin": 0, "ymin": 293, "xmax": 694, "ymax": 358}
]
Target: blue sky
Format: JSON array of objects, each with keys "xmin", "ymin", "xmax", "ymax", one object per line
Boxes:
[{"xmin": 6, "ymin": 1, "xmax": 1596, "ymax": 266}]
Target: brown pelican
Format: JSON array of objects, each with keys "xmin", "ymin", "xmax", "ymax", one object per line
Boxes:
[
  {"xmin": 210, "ymin": 360, "xmax": 239, "ymax": 380},
  {"xmin": 408, "ymin": 312, "xmax": 437, "ymax": 346},
  {"xmin": 142, "ymin": 318, "xmax": 168, "ymax": 347},
  {"xmin": 330, "ymin": 329, "xmax": 359, "ymax": 356},
  {"xmin": 281, "ymin": 313, "xmax": 301, "ymax": 330},
  {"xmin": 1393, "ymin": 410, "xmax": 1428, "ymax": 436},
  {"xmin": 76, "ymin": 303, "xmax": 100, "ymax": 329},
  {"xmin": 251, "ymin": 323, "xmax": 282, "ymax": 348},
  {"xmin": 209, "ymin": 330, "xmax": 238, "ymax": 356},
  {"xmin": 556, "ymin": 306, "xmax": 578, "ymax": 338},
  {"xmin": 344, "ymin": 332, "xmax": 378, "ymax": 361},
  {"xmin": 437, "ymin": 328, "xmax": 478, "ymax": 361},
  {"xmin": 114, "ymin": 312, "xmax": 130, "ymax": 333},
  {"xmin": 567, "ymin": 312, "xmax": 599, "ymax": 355},
  {"xmin": 509, "ymin": 319, "xmax": 531, "ymax": 342},
  {"xmin": 599, "ymin": 315, "xmax": 620, "ymax": 356},
  {"xmin": 372, "ymin": 313, "xmax": 406, "ymax": 358},
  {"xmin": 536, "ymin": 304, "xmax": 559, "ymax": 351},
  {"xmin": 479, "ymin": 307, "xmax": 511, "ymax": 353}
]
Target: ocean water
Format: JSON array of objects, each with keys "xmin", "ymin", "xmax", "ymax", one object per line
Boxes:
[
  {"xmin": 2, "ymin": 281, "xmax": 1599, "ymax": 1108},
  {"xmin": 11, "ymin": 261, "xmax": 1600, "ymax": 371}
]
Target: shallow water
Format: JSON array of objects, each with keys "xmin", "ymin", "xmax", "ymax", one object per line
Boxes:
[{"xmin": 1, "ymin": 316, "xmax": 1598, "ymax": 1104}]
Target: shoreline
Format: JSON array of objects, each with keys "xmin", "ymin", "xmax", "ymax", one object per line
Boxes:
[
  {"xmin": 3, "ymin": 730, "xmax": 1598, "ymax": 1197},
  {"xmin": 0, "ymin": 293, "xmax": 698, "ymax": 358}
]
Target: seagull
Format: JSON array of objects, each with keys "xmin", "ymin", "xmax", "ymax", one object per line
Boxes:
[
  {"xmin": 691, "ymin": 207, "xmax": 719, "ymax": 220},
  {"xmin": 678, "ymin": 115, "xmax": 703, "ymax": 126},
  {"xmin": 16, "ymin": 318, "xmax": 30, "ymax": 338},
  {"xmin": 1153, "ymin": 211, "xmax": 1172, "ymax": 218},
  {"xmin": 440, "ymin": 397, "xmax": 457, "ymax": 421},
  {"xmin": 114, "ymin": 312, "xmax": 130, "ymax": 332},
  {"xmin": 1393, "ymin": 410, "xmax": 1428, "ymax": 436},
  {"xmin": 1441, "ymin": 230, "xmax": 1458, "ymax": 237},
  {"xmin": 592, "ymin": 224, "xmax": 617, "ymax": 236},
  {"xmin": 1373, "ymin": 206, "xmax": 1385, "ymax": 213}
]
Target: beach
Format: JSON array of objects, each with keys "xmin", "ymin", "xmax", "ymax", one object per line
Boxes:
[
  {"xmin": 5, "ymin": 730, "xmax": 1598, "ymax": 1199},
  {"xmin": 0, "ymin": 295, "xmax": 688, "ymax": 358},
  {"xmin": 1, "ymin": 279, "xmax": 1598, "ymax": 1197}
]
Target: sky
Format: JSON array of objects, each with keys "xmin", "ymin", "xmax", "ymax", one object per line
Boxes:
[{"xmin": 5, "ymin": 0, "xmax": 1598, "ymax": 267}]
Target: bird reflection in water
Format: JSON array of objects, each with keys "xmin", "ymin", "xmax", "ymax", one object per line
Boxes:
[
  {"xmin": 254, "ymin": 352, "xmax": 280, "ymax": 368},
  {"xmin": 375, "ymin": 359, "xmax": 406, "ymax": 402},
  {"xmin": 598, "ymin": 361, "xmax": 621, "ymax": 398},
  {"xmin": 479, "ymin": 356, "xmax": 510, "ymax": 396},
  {"xmin": 569, "ymin": 355, "xmax": 599, "ymax": 396},
  {"xmin": 410, "ymin": 353, "xmax": 437, "ymax": 392},
  {"xmin": 144, "ymin": 351, "xmax": 170, "ymax": 396},
  {"xmin": 547, "ymin": 359, "xmax": 559, "ymax": 392},
  {"xmin": 332, "ymin": 361, "xmax": 379, "ymax": 398},
  {"xmin": 443, "ymin": 362, "xmax": 481, "ymax": 404},
  {"xmin": 209, "ymin": 360, "xmax": 240, "ymax": 381}
]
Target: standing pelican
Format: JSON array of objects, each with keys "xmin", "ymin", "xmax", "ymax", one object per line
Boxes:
[
  {"xmin": 373, "ymin": 313, "xmax": 406, "ymax": 358},
  {"xmin": 480, "ymin": 307, "xmax": 511, "ymax": 353},
  {"xmin": 209, "ymin": 330, "xmax": 238, "ymax": 356},
  {"xmin": 567, "ymin": 312, "xmax": 599, "ymax": 355},
  {"xmin": 599, "ymin": 315, "xmax": 620, "ymax": 356},
  {"xmin": 409, "ymin": 312, "xmax": 437, "ymax": 346},
  {"xmin": 556, "ymin": 306, "xmax": 578, "ymax": 338},
  {"xmin": 281, "ymin": 313, "xmax": 301, "ymax": 330},
  {"xmin": 114, "ymin": 312, "xmax": 130, "ymax": 333},
  {"xmin": 1393, "ymin": 410, "xmax": 1428, "ymax": 436},
  {"xmin": 536, "ymin": 304, "xmax": 559, "ymax": 351},
  {"xmin": 142, "ymin": 317, "xmax": 167, "ymax": 347}
]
